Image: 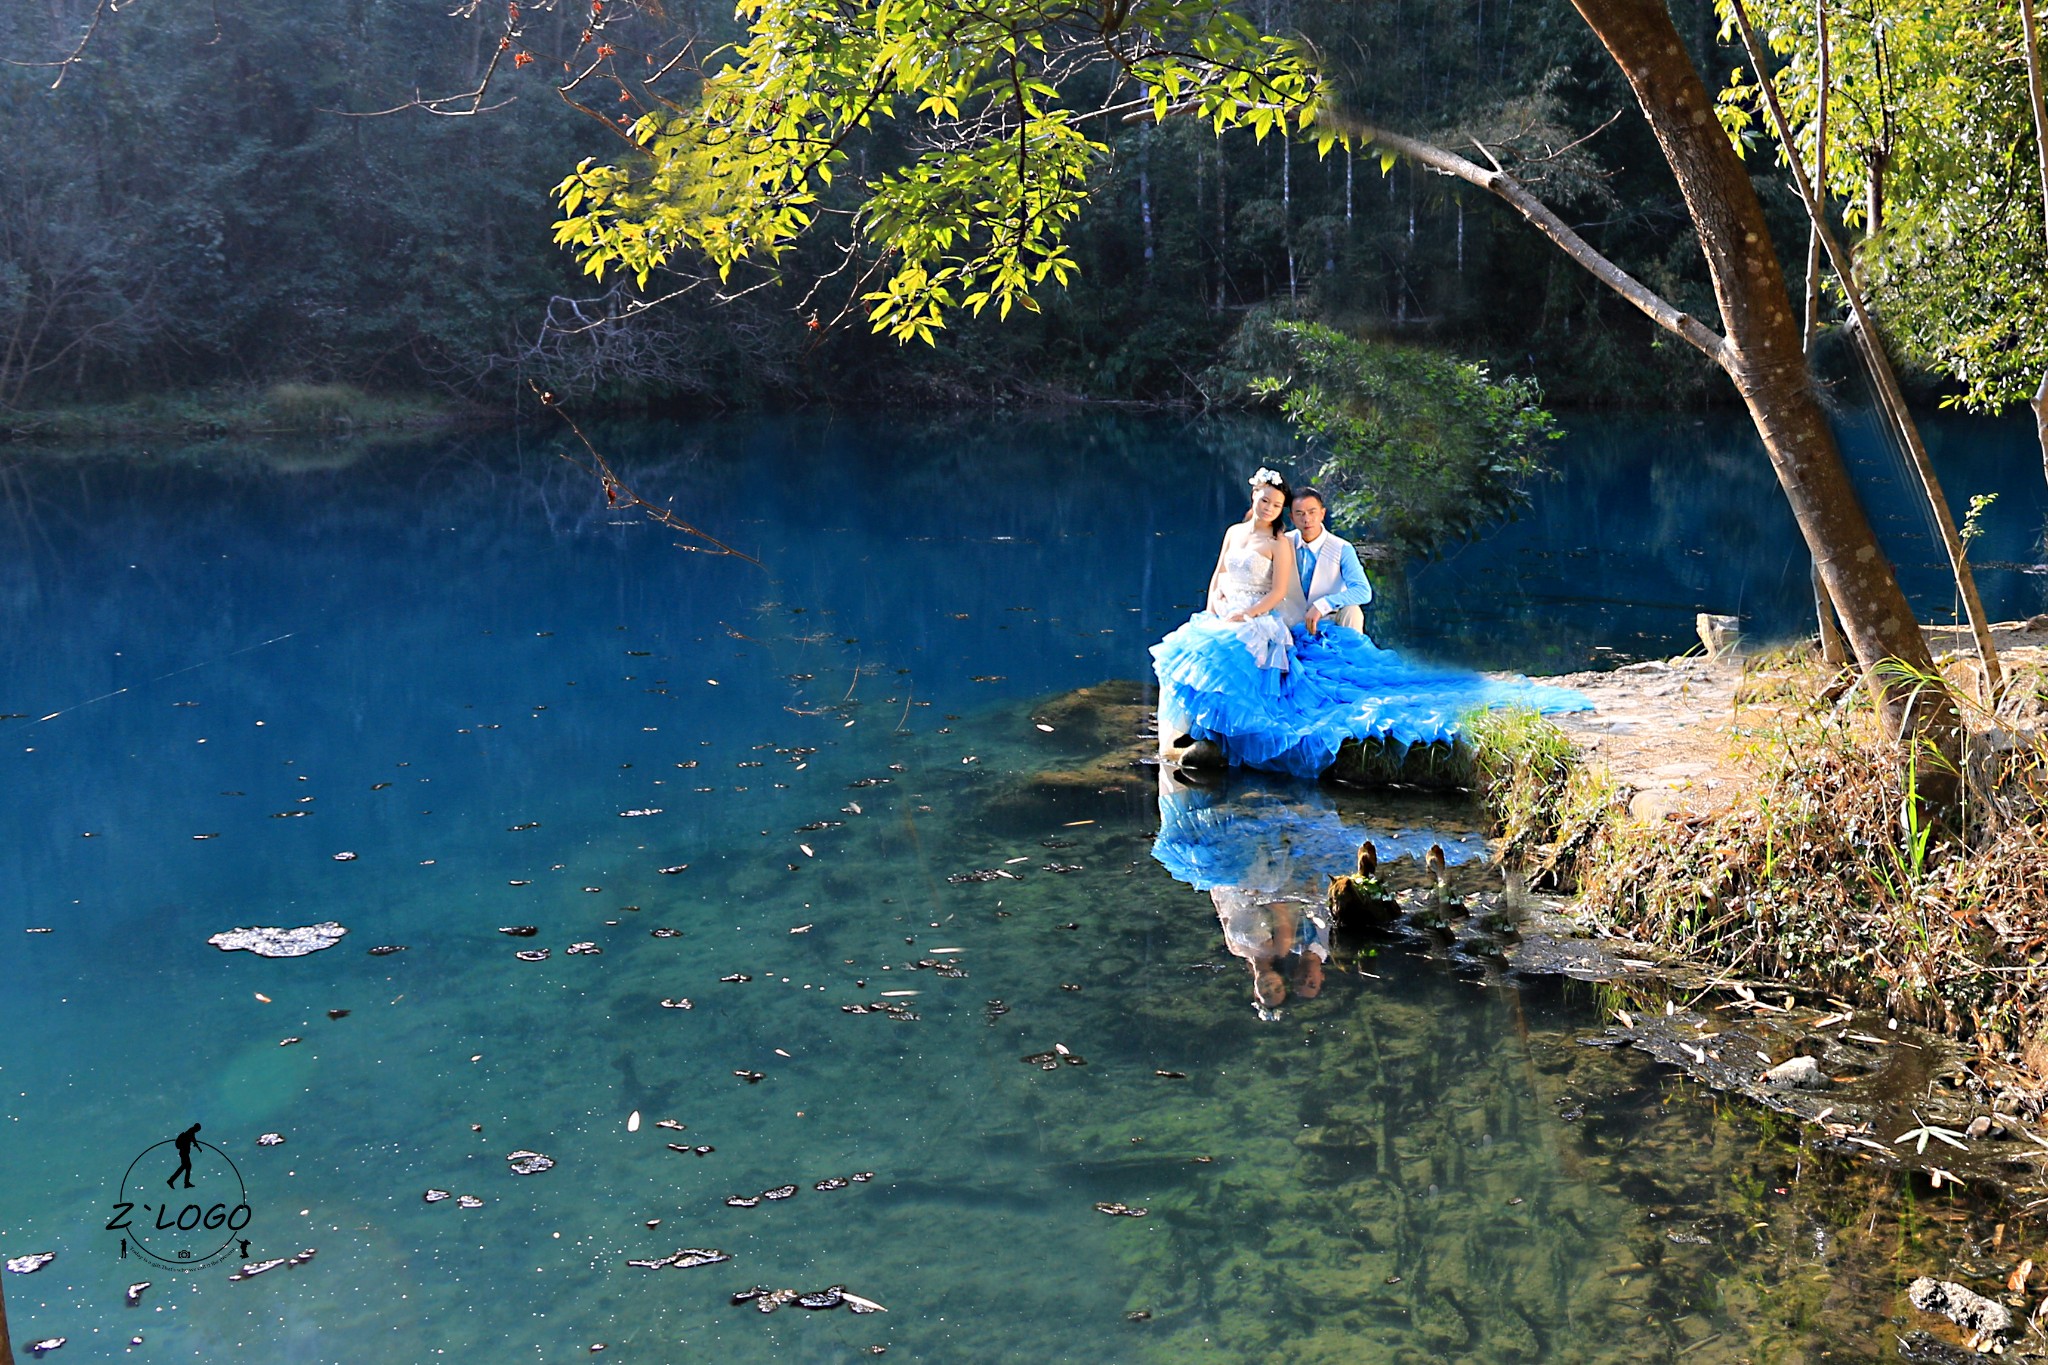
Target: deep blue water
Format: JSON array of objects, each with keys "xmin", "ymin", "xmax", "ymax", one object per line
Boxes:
[{"xmin": 0, "ymin": 407, "xmax": 2036, "ymax": 1363}]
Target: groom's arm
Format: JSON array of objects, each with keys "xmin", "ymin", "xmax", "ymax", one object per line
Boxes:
[{"xmin": 1312, "ymin": 540, "xmax": 1374, "ymax": 614}]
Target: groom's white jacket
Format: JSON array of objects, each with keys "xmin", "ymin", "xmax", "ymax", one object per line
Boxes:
[{"xmin": 1288, "ymin": 528, "xmax": 1373, "ymax": 618}]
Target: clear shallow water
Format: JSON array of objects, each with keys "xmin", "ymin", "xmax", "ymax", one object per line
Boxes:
[{"xmin": 0, "ymin": 410, "xmax": 2035, "ymax": 1362}]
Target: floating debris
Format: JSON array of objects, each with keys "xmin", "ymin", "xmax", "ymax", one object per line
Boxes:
[
  {"xmin": 506, "ymin": 1150, "xmax": 555, "ymax": 1176},
  {"xmin": 499, "ymin": 926, "xmax": 539, "ymax": 937},
  {"xmin": 424, "ymin": 1189, "xmax": 452, "ymax": 1204},
  {"xmin": 655, "ymin": 1119, "xmax": 686, "ymax": 1131},
  {"xmin": 848, "ymin": 777, "xmax": 891, "ymax": 789},
  {"xmin": 984, "ymin": 1000, "xmax": 1010, "ymax": 1024},
  {"xmin": 327, "ymin": 1009, "xmax": 350, "ymax": 1020},
  {"xmin": 1155, "ymin": 1070, "xmax": 1189, "ymax": 1080},
  {"xmin": 232, "ymin": 1259, "xmax": 289, "ymax": 1279},
  {"xmin": 946, "ymin": 868, "xmax": 1016, "ymax": 884},
  {"xmin": 814, "ymin": 1177, "xmax": 849, "ymax": 1191},
  {"xmin": 731, "ymin": 1286, "xmax": 770, "ymax": 1304},
  {"xmin": 629, "ymin": 1247, "xmax": 730, "ymax": 1270},
  {"xmin": 125, "ymin": 1281, "xmax": 150, "ymax": 1306},
  {"xmin": 1094, "ymin": 1202, "xmax": 1148, "ymax": 1217},
  {"xmin": 696, "ymin": 1146, "xmax": 715, "ymax": 1155},
  {"xmin": 1042, "ymin": 863, "xmax": 1083, "ymax": 873},
  {"xmin": 278, "ymin": 1037, "xmax": 302, "ymax": 1048},
  {"xmin": 842, "ymin": 1290, "xmax": 888, "ymax": 1314},
  {"xmin": 508, "ymin": 822, "xmax": 540, "ymax": 832},
  {"xmin": 725, "ymin": 1195, "xmax": 760, "ymax": 1208},
  {"xmin": 367, "ymin": 945, "xmax": 407, "ymax": 956},
  {"xmin": 650, "ymin": 928, "xmax": 682, "ymax": 939},
  {"xmin": 760, "ymin": 1184, "xmax": 798, "ymax": 1201},
  {"xmin": 208, "ymin": 922, "xmax": 348, "ymax": 958},
  {"xmin": 565, "ymin": 942, "xmax": 602, "ymax": 955},
  {"xmin": 799, "ymin": 1287, "xmax": 846, "ymax": 1310},
  {"xmin": 734, "ymin": 1070, "xmax": 765, "ymax": 1083},
  {"xmin": 256, "ymin": 1133, "xmax": 285, "ymax": 1147},
  {"xmin": 720, "ymin": 974, "xmax": 752, "ymax": 983},
  {"xmin": 851, "ymin": 1172, "xmax": 874, "ymax": 1182},
  {"xmin": 1041, "ymin": 838, "xmax": 1076, "ymax": 848},
  {"xmin": 515, "ymin": 949, "xmax": 551, "ymax": 962},
  {"xmin": 1126, "ymin": 1310, "xmax": 1152, "ymax": 1322},
  {"xmin": 1022, "ymin": 1051, "xmax": 1059, "ymax": 1068},
  {"xmin": 25, "ymin": 926, "xmax": 52, "ymax": 933},
  {"xmin": 26, "ymin": 1338, "xmax": 64, "ymax": 1357},
  {"xmin": 6, "ymin": 1253, "xmax": 55, "ymax": 1274},
  {"xmin": 456, "ymin": 1195, "xmax": 484, "ymax": 1209},
  {"xmin": 660, "ymin": 998, "xmax": 693, "ymax": 1010}
]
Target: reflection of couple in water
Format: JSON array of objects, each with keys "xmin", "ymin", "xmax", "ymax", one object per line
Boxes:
[
  {"xmin": 1213, "ymin": 886, "xmax": 1327, "ymax": 1020},
  {"xmin": 1156, "ymin": 771, "xmax": 1468, "ymax": 1020}
]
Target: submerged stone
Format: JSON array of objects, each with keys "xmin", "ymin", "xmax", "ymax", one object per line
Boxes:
[
  {"xmin": 1763, "ymin": 1056, "xmax": 1830, "ymax": 1089},
  {"xmin": 208, "ymin": 922, "xmax": 348, "ymax": 958},
  {"xmin": 1907, "ymin": 1277, "xmax": 2011, "ymax": 1338}
]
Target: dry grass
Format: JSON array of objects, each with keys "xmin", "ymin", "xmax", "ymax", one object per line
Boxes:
[{"xmin": 1492, "ymin": 644, "xmax": 2048, "ymax": 1095}]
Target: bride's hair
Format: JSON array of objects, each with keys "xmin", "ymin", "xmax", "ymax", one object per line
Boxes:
[{"xmin": 1245, "ymin": 472, "xmax": 1291, "ymax": 535}]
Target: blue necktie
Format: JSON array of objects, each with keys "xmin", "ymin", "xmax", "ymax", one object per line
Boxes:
[{"xmin": 1297, "ymin": 540, "xmax": 1315, "ymax": 597}]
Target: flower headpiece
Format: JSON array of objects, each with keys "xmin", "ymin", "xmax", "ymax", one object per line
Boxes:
[{"xmin": 1248, "ymin": 467, "xmax": 1284, "ymax": 492}]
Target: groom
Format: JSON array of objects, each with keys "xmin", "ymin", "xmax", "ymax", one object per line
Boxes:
[{"xmin": 1288, "ymin": 486, "xmax": 1372, "ymax": 634}]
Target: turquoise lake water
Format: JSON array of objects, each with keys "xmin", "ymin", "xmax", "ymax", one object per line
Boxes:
[{"xmin": 2, "ymin": 409, "xmax": 2042, "ymax": 1362}]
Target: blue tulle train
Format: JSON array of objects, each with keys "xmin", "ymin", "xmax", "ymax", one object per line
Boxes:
[{"xmin": 1151, "ymin": 616, "xmax": 1591, "ymax": 780}]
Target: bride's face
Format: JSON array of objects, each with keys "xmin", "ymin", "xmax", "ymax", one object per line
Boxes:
[{"xmin": 1247, "ymin": 486, "xmax": 1284, "ymax": 530}]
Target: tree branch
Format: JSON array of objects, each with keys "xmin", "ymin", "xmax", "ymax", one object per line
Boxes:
[{"xmin": 1349, "ymin": 121, "xmax": 1731, "ymax": 367}]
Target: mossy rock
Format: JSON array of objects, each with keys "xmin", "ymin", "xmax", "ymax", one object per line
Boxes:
[{"xmin": 1326, "ymin": 736, "xmax": 1475, "ymax": 791}]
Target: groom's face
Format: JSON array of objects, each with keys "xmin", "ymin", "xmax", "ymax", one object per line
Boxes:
[{"xmin": 1292, "ymin": 496, "xmax": 1326, "ymax": 538}]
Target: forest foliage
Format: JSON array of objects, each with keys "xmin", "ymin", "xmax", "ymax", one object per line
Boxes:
[
  {"xmin": 12, "ymin": 0, "xmax": 2042, "ymax": 422},
  {"xmin": 2, "ymin": 0, "xmax": 1779, "ymax": 415}
]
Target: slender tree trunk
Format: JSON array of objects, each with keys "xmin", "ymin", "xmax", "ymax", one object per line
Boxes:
[
  {"xmin": 2018, "ymin": 0, "xmax": 2048, "ymax": 489},
  {"xmin": 1804, "ymin": 0, "xmax": 1847, "ymax": 666},
  {"xmin": 1566, "ymin": 0, "xmax": 1953, "ymax": 746},
  {"xmin": 1729, "ymin": 0, "xmax": 1999, "ymax": 697},
  {"xmin": 1138, "ymin": 124, "xmax": 1154, "ymax": 266}
]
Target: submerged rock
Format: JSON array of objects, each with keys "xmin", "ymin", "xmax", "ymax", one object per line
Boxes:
[
  {"xmin": 1907, "ymin": 1276, "xmax": 2011, "ymax": 1339},
  {"xmin": 208, "ymin": 922, "xmax": 348, "ymax": 958},
  {"xmin": 1763, "ymin": 1056, "xmax": 1830, "ymax": 1089}
]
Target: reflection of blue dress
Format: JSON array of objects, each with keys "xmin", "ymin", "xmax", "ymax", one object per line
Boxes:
[{"xmin": 1152, "ymin": 544, "xmax": 1590, "ymax": 780}]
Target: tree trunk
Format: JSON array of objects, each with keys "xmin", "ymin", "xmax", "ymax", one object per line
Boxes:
[
  {"xmin": 1568, "ymin": 0, "xmax": 1951, "ymax": 747},
  {"xmin": 2019, "ymin": 0, "xmax": 2048, "ymax": 490}
]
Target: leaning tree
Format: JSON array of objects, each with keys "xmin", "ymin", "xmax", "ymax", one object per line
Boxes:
[{"xmin": 551, "ymin": 0, "xmax": 1956, "ymax": 747}]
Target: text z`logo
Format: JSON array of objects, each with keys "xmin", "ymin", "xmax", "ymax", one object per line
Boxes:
[{"xmin": 108, "ymin": 1125, "xmax": 253, "ymax": 1269}]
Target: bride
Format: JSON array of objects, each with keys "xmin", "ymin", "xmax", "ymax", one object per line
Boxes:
[{"xmin": 1153, "ymin": 467, "xmax": 1589, "ymax": 779}]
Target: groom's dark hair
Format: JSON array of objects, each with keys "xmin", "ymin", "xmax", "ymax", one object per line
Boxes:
[{"xmin": 1292, "ymin": 486, "xmax": 1327, "ymax": 509}]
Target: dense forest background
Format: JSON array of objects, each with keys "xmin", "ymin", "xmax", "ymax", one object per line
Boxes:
[{"xmin": 1, "ymin": 0, "xmax": 1811, "ymax": 415}]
